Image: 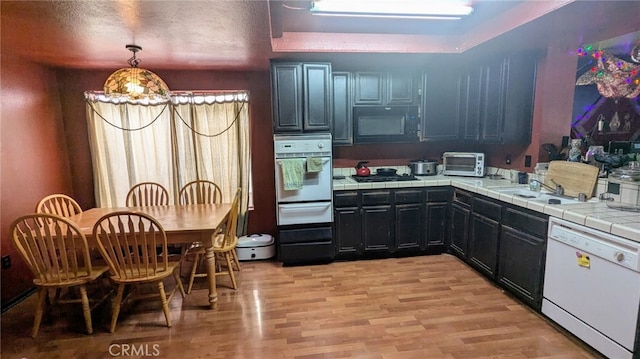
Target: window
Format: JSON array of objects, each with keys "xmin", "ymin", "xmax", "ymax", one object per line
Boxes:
[{"xmin": 85, "ymin": 91, "xmax": 251, "ymax": 231}]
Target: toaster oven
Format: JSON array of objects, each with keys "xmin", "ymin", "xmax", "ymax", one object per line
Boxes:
[{"xmin": 442, "ymin": 152, "xmax": 485, "ymax": 177}]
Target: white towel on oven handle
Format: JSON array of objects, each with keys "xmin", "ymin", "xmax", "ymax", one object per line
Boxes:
[{"xmin": 278, "ymin": 158, "xmax": 305, "ymax": 190}]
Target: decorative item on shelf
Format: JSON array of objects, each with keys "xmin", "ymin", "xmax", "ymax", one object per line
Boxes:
[
  {"xmin": 597, "ymin": 113, "xmax": 606, "ymax": 132},
  {"xmin": 623, "ymin": 113, "xmax": 632, "ymax": 132},
  {"xmin": 610, "ymin": 110, "xmax": 621, "ymax": 131},
  {"xmin": 568, "ymin": 139, "xmax": 583, "ymax": 162},
  {"xmin": 103, "ymin": 44, "xmax": 170, "ymax": 103}
]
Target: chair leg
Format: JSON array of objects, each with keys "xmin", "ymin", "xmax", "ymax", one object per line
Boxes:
[
  {"xmin": 225, "ymin": 253, "xmax": 238, "ymax": 290},
  {"xmin": 158, "ymin": 281, "xmax": 171, "ymax": 328},
  {"xmin": 231, "ymin": 249, "xmax": 241, "ymax": 271},
  {"xmin": 110, "ymin": 284, "xmax": 126, "ymax": 333},
  {"xmin": 173, "ymin": 269, "xmax": 186, "ymax": 298},
  {"xmin": 52, "ymin": 288, "xmax": 61, "ymax": 305},
  {"xmin": 79, "ymin": 285, "xmax": 93, "ymax": 334},
  {"xmin": 187, "ymin": 252, "xmax": 201, "ymax": 294},
  {"xmin": 32, "ymin": 288, "xmax": 48, "ymax": 338}
]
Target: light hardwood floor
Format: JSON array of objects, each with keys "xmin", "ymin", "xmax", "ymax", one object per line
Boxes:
[{"xmin": 1, "ymin": 254, "xmax": 603, "ymax": 358}]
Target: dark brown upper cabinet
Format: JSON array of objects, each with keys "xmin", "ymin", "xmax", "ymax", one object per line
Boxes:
[
  {"xmin": 331, "ymin": 71, "xmax": 353, "ymax": 145},
  {"xmin": 421, "ymin": 52, "xmax": 537, "ymax": 144},
  {"xmin": 421, "ymin": 64, "xmax": 463, "ymax": 141},
  {"xmin": 271, "ymin": 62, "xmax": 332, "ymax": 133},
  {"xmin": 353, "ymin": 71, "xmax": 416, "ymax": 106},
  {"xmin": 461, "ymin": 52, "xmax": 538, "ymax": 144}
]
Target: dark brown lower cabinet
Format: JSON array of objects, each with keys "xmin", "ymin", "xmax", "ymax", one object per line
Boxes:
[
  {"xmin": 334, "ymin": 191, "xmax": 361, "ymax": 258},
  {"xmin": 467, "ymin": 195, "xmax": 502, "ymax": 277},
  {"xmin": 498, "ymin": 226, "xmax": 545, "ymax": 309},
  {"xmin": 448, "ymin": 191, "xmax": 549, "ymax": 312},
  {"xmin": 498, "ymin": 205, "xmax": 548, "ymax": 310},
  {"xmin": 468, "ymin": 213, "xmax": 500, "ymax": 277},
  {"xmin": 425, "ymin": 202, "xmax": 448, "ymax": 251},
  {"xmin": 334, "ymin": 206, "xmax": 362, "ymax": 256},
  {"xmin": 362, "ymin": 204, "xmax": 393, "ymax": 252},
  {"xmin": 395, "ymin": 203, "xmax": 424, "ymax": 250},
  {"xmin": 394, "ymin": 188, "xmax": 426, "ymax": 252},
  {"xmin": 449, "ymin": 202, "xmax": 470, "ymax": 258},
  {"xmin": 424, "ymin": 188, "xmax": 450, "ymax": 252},
  {"xmin": 334, "ymin": 187, "xmax": 449, "ymax": 259}
]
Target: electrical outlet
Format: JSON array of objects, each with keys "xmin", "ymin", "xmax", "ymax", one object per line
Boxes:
[
  {"xmin": 1, "ymin": 255, "xmax": 11, "ymax": 269},
  {"xmin": 505, "ymin": 155, "xmax": 511, "ymax": 165}
]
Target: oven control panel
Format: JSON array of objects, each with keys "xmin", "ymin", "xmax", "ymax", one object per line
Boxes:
[{"xmin": 274, "ymin": 134, "xmax": 332, "ymax": 157}]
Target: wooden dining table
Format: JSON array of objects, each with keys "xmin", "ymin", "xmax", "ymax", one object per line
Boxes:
[{"xmin": 68, "ymin": 203, "xmax": 232, "ymax": 309}]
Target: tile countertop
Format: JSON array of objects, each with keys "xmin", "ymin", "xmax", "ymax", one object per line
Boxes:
[{"xmin": 333, "ymin": 174, "xmax": 640, "ymax": 244}]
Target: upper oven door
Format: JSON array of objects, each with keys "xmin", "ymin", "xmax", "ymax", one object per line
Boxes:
[{"xmin": 275, "ymin": 156, "xmax": 332, "ymax": 202}]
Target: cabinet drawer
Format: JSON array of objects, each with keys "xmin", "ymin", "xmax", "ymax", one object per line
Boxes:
[
  {"xmin": 472, "ymin": 196, "xmax": 502, "ymax": 221},
  {"xmin": 452, "ymin": 189, "xmax": 472, "ymax": 207},
  {"xmin": 426, "ymin": 187, "xmax": 450, "ymax": 202},
  {"xmin": 395, "ymin": 189, "xmax": 424, "ymax": 204},
  {"xmin": 334, "ymin": 191, "xmax": 358, "ymax": 207},
  {"xmin": 502, "ymin": 205, "xmax": 548, "ymax": 238},
  {"xmin": 361, "ymin": 190, "xmax": 392, "ymax": 205}
]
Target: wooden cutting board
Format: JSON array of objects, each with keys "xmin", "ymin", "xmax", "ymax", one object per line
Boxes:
[{"xmin": 544, "ymin": 161, "xmax": 600, "ymax": 199}]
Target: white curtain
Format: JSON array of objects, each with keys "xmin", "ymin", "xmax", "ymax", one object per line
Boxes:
[
  {"xmin": 172, "ymin": 92, "xmax": 251, "ymax": 230},
  {"xmin": 85, "ymin": 91, "xmax": 250, "ymax": 233}
]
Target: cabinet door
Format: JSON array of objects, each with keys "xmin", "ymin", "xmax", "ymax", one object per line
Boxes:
[
  {"xmin": 480, "ymin": 59, "xmax": 506, "ymax": 143},
  {"xmin": 460, "ymin": 66, "xmax": 482, "ymax": 141},
  {"xmin": 395, "ymin": 203, "xmax": 424, "ymax": 251},
  {"xmin": 302, "ymin": 63, "xmax": 332, "ymax": 131},
  {"xmin": 498, "ymin": 225, "xmax": 546, "ymax": 310},
  {"xmin": 272, "ymin": 63, "xmax": 303, "ymax": 132},
  {"xmin": 421, "ymin": 69, "xmax": 461, "ymax": 140},
  {"xmin": 331, "ymin": 72, "xmax": 352, "ymax": 145},
  {"xmin": 386, "ymin": 72, "xmax": 414, "ymax": 105},
  {"xmin": 501, "ymin": 53, "xmax": 536, "ymax": 144},
  {"xmin": 354, "ymin": 72, "xmax": 384, "ymax": 105},
  {"xmin": 334, "ymin": 207, "xmax": 362, "ymax": 257},
  {"xmin": 425, "ymin": 202, "xmax": 448, "ymax": 252},
  {"xmin": 362, "ymin": 205, "xmax": 393, "ymax": 252},
  {"xmin": 449, "ymin": 203, "xmax": 470, "ymax": 258},
  {"xmin": 468, "ymin": 213, "xmax": 500, "ymax": 278}
]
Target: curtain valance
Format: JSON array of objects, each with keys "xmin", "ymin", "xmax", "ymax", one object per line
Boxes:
[{"xmin": 84, "ymin": 91, "xmax": 249, "ymax": 105}]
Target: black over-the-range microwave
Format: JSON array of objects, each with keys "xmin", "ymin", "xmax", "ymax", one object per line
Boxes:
[{"xmin": 353, "ymin": 105, "xmax": 419, "ymax": 144}]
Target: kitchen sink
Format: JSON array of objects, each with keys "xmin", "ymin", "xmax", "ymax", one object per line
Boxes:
[{"xmin": 492, "ymin": 187, "xmax": 598, "ymax": 205}]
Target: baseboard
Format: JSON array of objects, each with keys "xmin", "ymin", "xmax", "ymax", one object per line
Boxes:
[{"xmin": 1, "ymin": 287, "xmax": 36, "ymax": 314}]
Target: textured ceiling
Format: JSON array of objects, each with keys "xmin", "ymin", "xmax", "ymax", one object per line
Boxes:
[{"xmin": 1, "ymin": 1, "xmax": 638, "ymax": 71}]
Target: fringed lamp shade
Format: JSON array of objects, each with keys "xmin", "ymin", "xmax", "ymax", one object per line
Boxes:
[{"xmin": 103, "ymin": 45, "xmax": 170, "ymax": 102}]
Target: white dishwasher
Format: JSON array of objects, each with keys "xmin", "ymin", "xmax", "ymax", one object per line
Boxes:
[{"xmin": 542, "ymin": 217, "xmax": 640, "ymax": 359}]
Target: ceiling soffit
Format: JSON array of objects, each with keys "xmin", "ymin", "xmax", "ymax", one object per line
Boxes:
[{"xmin": 268, "ymin": 0, "xmax": 576, "ymax": 54}]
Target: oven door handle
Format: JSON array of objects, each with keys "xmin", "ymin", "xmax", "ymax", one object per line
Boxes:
[
  {"xmin": 279, "ymin": 203, "xmax": 331, "ymax": 212},
  {"xmin": 275, "ymin": 158, "xmax": 331, "ymax": 165}
]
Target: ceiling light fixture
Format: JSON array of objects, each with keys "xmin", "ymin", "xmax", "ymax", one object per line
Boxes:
[
  {"xmin": 309, "ymin": 0, "xmax": 473, "ymax": 20},
  {"xmin": 103, "ymin": 44, "xmax": 170, "ymax": 102}
]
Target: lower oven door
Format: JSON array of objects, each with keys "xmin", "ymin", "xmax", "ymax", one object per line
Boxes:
[{"xmin": 277, "ymin": 201, "xmax": 333, "ymax": 226}]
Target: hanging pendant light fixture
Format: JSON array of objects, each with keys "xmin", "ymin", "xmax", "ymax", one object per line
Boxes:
[{"xmin": 103, "ymin": 44, "xmax": 170, "ymax": 102}]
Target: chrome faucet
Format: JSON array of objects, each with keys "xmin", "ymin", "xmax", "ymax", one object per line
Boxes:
[
  {"xmin": 550, "ymin": 179, "xmax": 565, "ymax": 196},
  {"xmin": 530, "ymin": 179, "xmax": 564, "ymax": 195}
]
